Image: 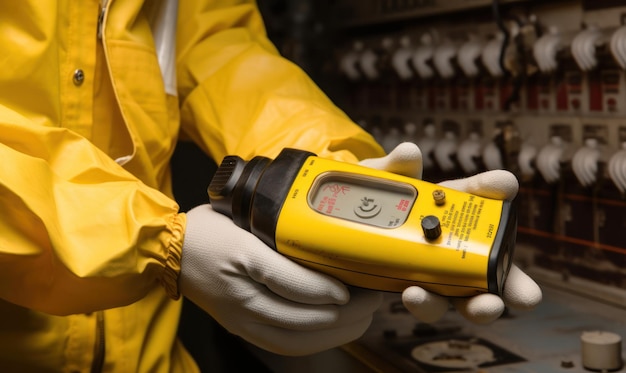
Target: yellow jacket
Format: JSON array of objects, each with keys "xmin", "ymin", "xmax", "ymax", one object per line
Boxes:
[{"xmin": 0, "ymin": 0, "xmax": 383, "ymax": 372}]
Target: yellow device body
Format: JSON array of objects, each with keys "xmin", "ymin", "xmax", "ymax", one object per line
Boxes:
[
  {"xmin": 208, "ymin": 148, "xmax": 516, "ymax": 297},
  {"xmin": 276, "ymin": 156, "xmax": 511, "ymax": 296}
]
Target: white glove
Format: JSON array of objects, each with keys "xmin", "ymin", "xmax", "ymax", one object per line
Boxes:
[
  {"xmin": 179, "ymin": 205, "xmax": 383, "ymax": 356},
  {"xmin": 359, "ymin": 142, "xmax": 423, "ymax": 179},
  {"xmin": 359, "ymin": 142, "xmax": 542, "ymax": 324}
]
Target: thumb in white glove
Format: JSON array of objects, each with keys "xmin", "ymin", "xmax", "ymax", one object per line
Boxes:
[
  {"xmin": 360, "ymin": 143, "xmax": 542, "ymax": 324},
  {"xmin": 179, "ymin": 204, "xmax": 383, "ymax": 356},
  {"xmin": 358, "ymin": 142, "xmax": 423, "ymax": 179}
]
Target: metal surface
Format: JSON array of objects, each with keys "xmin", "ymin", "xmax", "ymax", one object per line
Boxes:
[{"xmin": 347, "ymin": 284, "xmax": 625, "ymax": 372}]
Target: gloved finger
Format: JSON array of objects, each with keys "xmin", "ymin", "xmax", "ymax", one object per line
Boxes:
[
  {"xmin": 245, "ymin": 246, "xmax": 351, "ymax": 305},
  {"xmin": 243, "ymin": 312, "xmax": 375, "ymax": 356},
  {"xmin": 451, "ymin": 293, "xmax": 505, "ymax": 324},
  {"xmin": 450, "ymin": 266, "xmax": 541, "ymax": 324},
  {"xmin": 235, "ymin": 285, "xmax": 383, "ymax": 331},
  {"xmin": 502, "ymin": 264, "xmax": 542, "ymax": 310},
  {"xmin": 359, "ymin": 142, "xmax": 423, "ymax": 178},
  {"xmin": 438, "ymin": 169, "xmax": 519, "ymax": 200},
  {"xmin": 199, "ymin": 206, "xmax": 351, "ymax": 305},
  {"xmin": 401, "ymin": 286, "xmax": 450, "ymax": 323}
]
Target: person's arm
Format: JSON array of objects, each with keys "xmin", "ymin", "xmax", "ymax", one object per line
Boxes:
[
  {"xmin": 0, "ymin": 108, "xmax": 183, "ymax": 315},
  {"xmin": 175, "ymin": 0, "xmax": 385, "ymax": 163},
  {"xmin": 171, "ymin": 2, "xmax": 539, "ymax": 353}
]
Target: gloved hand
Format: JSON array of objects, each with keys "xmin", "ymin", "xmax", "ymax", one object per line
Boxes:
[
  {"xmin": 359, "ymin": 142, "xmax": 542, "ymax": 324},
  {"xmin": 179, "ymin": 204, "xmax": 383, "ymax": 356}
]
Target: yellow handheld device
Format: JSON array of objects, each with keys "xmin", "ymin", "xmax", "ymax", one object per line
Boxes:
[{"xmin": 208, "ymin": 148, "xmax": 517, "ymax": 297}]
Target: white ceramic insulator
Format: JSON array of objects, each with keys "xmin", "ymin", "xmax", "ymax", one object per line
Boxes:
[
  {"xmin": 339, "ymin": 51, "xmax": 362, "ymax": 80},
  {"xmin": 571, "ymin": 27, "xmax": 602, "ymax": 71},
  {"xmin": 607, "ymin": 143, "xmax": 626, "ymax": 193},
  {"xmin": 536, "ymin": 136, "xmax": 565, "ymax": 183},
  {"xmin": 392, "ymin": 47, "xmax": 414, "ymax": 80},
  {"xmin": 381, "ymin": 127, "xmax": 403, "ymax": 154},
  {"xmin": 417, "ymin": 124, "xmax": 437, "ymax": 170},
  {"xmin": 610, "ymin": 26, "xmax": 626, "ymax": 69},
  {"xmin": 458, "ymin": 39, "xmax": 483, "ymax": 77},
  {"xmin": 481, "ymin": 34, "xmax": 504, "ymax": 77},
  {"xmin": 518, "ymin": 142, "xmax": 537, "ymax": 178},
  {"xmin": 434, "ymin": 131, "xmax": 458, "ymax": 172},
  {"xmin": 391, "ymin": 36, "xmax": 414, "ymax": 80},
  {"xmin": 482, "ymin": 141, "xmax": 503, "ymax": 170},
  {"xmin": 571, "ymin": 138, "xmax": 600, "ymax": 187},
  {"xmin": 359, "ymin": 49, "xmax": 379, "ymax": 80},
  {"xmin": 533, "ymin": 27, "xmax": 561, "ymax": 73},
  {"xmin": 457, "ymin": 132, "xmax": 482, "ymax": 174},
  {"xmin": 433, "ymin": 44, "xmax": 457, "ymax": 79},
  {"xmin": 403, "ymin": 122, "xmax": 418, "ymax": 142},
  {"xmin": 411, "ymin": 45, "xmax": 435, "ymax": 79}
]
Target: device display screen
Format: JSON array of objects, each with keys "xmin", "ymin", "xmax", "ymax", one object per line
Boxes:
[{"xmin": 307, "ymin": 172, "xmax": 417, "ymax": 228}]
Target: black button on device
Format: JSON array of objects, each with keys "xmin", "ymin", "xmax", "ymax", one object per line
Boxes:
[{"xmin": 421, "ymin": 215, "xmax": 441, "ymax": 240}]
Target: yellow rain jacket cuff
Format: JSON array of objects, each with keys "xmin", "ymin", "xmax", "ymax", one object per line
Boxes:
[{"xmin": 161, "ymin": 213, "xmax": 186, "ymax": 300}]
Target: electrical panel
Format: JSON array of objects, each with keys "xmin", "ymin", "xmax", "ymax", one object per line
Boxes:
[{"xmin": 325, "ymin": 0, "xmax": 626, "ymax": 302}]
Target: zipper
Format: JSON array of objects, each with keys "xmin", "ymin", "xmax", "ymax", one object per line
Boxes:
[
  {"xmin": 90, "ymin": 311, "xmax": 106, "ymax": 373},
  {"xmin": 97, "ymin": 0, "xmax": 109, "ymax": 39}
]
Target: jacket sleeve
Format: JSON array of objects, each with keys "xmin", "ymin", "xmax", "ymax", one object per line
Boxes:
[
  {"xmin": 0, "ymin": 107, "xmax": 184, "ymax": 315},
  {"xmin": 175, "ymin": 0, "xmax": 385, "ymax": 163}
]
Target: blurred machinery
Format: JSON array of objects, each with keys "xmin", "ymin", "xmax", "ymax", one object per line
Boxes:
[{"xmin": 249, "ymin": 0, "xmax": 626, "ymax": 372}]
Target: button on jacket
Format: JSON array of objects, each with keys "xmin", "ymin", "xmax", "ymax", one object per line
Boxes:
[{"xmin": 0, "ymin": 0, "xmax": 384, "ymax": 371}]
